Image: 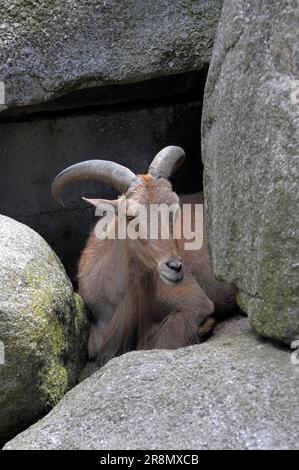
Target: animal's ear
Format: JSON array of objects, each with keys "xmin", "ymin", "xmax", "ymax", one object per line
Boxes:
[
  {"xmin": 82, "ymin": 197, "xmax": 119, "ymax": 208},
  {"xmin": 82, "ymin": 197, "xmax": 105, "ymax": 207},
  {"xmin": 82, "ymin": 197, "xmax": 121, "ymax": 216}
]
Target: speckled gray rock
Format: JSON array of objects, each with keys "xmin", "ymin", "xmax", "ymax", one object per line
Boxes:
[
  {"xmin": 0, "ymin": 0, "xmax": 223, "ymax": 109},
  {"xmin": 202, "ymin": 0, "xmax": 299, "ymax": 344},
  {"xmin": 4, "ymin": 332, "xmax": 299, "ymax": 450},
  {"xmin": 0, "ymin": 215, "xmax": 88, "ymax": 443},
  {"xmin": 211, "ymin": 314, "xmax": 251, "ymax": 339}
]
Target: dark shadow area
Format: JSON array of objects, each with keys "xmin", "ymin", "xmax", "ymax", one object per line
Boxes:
[
  {"xmin": 0, "ymin": 70, "xmax": 207, "ymax": 283},
  {"xmin": 0, "ymin": 70, "xmax": 207, "ymax": 122}
]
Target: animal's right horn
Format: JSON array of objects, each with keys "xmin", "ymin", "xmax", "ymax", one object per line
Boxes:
[
  {"xmin": 148, "ymin": 146, "xmax": 186, "ymax": 180},
  {"xmin": 52, "ymin": 160, "xmax": 140, "ymax": 205}
]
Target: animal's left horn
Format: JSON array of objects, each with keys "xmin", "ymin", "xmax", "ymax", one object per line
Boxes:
[
  {"xmin": 148, "ymin": 146, "xmax": 186, "ymax": 180},
  {"xmin": 52, "ymin": 160, "xmax": 139, "ymax": 205}
]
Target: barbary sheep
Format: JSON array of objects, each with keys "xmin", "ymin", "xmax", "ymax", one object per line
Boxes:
[{"xmin": 52, "ymin": 146, "xmax": 236, "ymax": 363}]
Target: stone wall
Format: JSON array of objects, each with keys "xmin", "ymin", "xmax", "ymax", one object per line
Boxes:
[{"xmin": 202, "ymin": 0, "xmax": 299, "ymax": 343}]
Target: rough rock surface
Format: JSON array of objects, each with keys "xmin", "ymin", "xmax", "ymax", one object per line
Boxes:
[
  {"xmin": 0, "ymin": 0, "xmax": 223, "ymax": 109},
  {"xmin": 202, "ymin": 0, "xmax": 299, "ymax": 344},
  {"xmin": 211, "ymin": 314, "xmax": 251, "ymax": 339},
  {"xmin": 4, "ymin": 332, "xmax": 299, "ymax": 450},
  {"xmin": 0, "ymin": 215, "xmax": 88, "ymax": 443}
]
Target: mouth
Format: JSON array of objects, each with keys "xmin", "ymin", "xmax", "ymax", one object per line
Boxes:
[{"xmin": 159, "ymin": 271, "xmax": 184, "ymax": 285}]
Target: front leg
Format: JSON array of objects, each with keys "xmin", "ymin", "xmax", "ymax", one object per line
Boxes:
[
  {"xmin": 86, "ymin": 303, "xmax": 115, "ymax": 361},
  {"xmin": 88, "ymin": 323, "xmax": 104, "ymax": 361},
  {"xmin": 143, "ymin": 275, "xmax": 214, "ymax": 350},
  {"xmin": 197, "ymin": 316, "xmax": 216, "ymax": 339}
]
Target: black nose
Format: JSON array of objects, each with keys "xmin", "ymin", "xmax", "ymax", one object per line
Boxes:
[{"xmin": 166, "ymin": 260, "xmax": 182, "ymax": 273}]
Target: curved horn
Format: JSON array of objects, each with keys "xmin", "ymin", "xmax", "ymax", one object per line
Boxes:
[
  {"xmin": 148, "ymin": 146, "xmax": 186, "ymax": 180},
  {"xmin": 52, "ymin": 160, "xmax": 139, "ymax": 205}
]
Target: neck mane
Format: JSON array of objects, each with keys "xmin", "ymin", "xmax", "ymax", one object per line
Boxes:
[
  {"xmin": 99, "ymin": 235, "xmax": 157, "ymax": 364},
  {"xmin": 128, "ymin": 256, "xmax": 156, "ymax": 349}
]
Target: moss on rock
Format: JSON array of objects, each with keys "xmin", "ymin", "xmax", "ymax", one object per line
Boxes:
[{"xmin": 0, "ymin": 215, "xmax": 88, "ymax": 443}]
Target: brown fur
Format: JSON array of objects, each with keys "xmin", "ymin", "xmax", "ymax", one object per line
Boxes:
[{"xmin": 79, "ymin": 179, "xmax": 236, "ymax": 364}]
